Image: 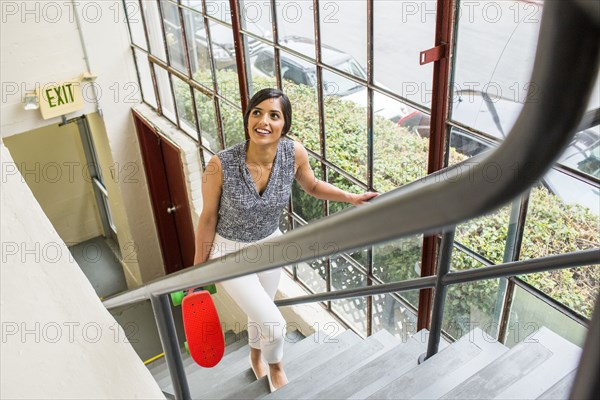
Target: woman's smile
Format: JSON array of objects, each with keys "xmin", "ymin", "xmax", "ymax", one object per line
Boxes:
[{"xmin": 255, "ymin": 127, "xmax": 272, "ymax": 136}]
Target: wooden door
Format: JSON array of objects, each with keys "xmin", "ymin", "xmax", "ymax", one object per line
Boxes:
[{"xmin": 132, "ymin": 110, "xmax": 194, "ymax": 274}]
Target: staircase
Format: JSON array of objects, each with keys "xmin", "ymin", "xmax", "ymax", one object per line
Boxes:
[{"xmin": 146, "ymin": 327, "xmax": 581, "ymax": 399}]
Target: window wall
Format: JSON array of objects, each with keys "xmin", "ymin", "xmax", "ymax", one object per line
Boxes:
[{"xmin": 124, "ymin": 0, "xmax": 598, "ymax": 343}]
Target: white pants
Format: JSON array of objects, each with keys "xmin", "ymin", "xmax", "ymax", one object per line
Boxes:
[{"xmin": 208, "ymin": 229, "xmax": 286, "ymax": 363}]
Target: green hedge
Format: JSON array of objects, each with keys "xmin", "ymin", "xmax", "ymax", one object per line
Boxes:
[{"xmin": 175, "ymin": 73, "xmax": 599, "ymax": 336}]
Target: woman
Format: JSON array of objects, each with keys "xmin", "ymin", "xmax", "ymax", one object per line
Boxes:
[{"xmin": 193, "ymin": 88, "xmax": 378, "ymax": 391}]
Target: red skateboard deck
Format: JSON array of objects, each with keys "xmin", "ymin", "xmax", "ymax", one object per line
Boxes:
[{"xmin": 182, "ymin": 289, "xmax": 224, "ymax": 368}]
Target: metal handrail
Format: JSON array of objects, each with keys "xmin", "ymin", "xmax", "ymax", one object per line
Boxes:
[{"xmin": 273, "ymin": 249, "xmax": 599, "ymax": 308}]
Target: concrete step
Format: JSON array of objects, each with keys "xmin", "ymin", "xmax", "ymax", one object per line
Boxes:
[
  {"xmin": 199, "ymin": 330, "xmax": 325, "ymax": 399},
  {"xmin": 154, "ymin": 331, "xmax": 250, "ymax": 388},
  {"xmin": 264, "ymin": 330, "xmax": 402, "ymax": 399},
  {"xmin": 440, "ymin": 327, "xmax": 580, "ymax": 399},
  {"xmin": 223, "ymin": 329, "xmax": 362, "ymax": 399},
  {"xmin": 494, "ymin": 327, "xmax": 581, "ymax": 399},
  {"xmin": 163, "ymin": 330, "xmax": 304, "ymax": 395},
  {"xmin": 313, "ymin": 330, "xmax": 427, "ymax": 399},
  {"xmin": 536, "ymin": 370, "xmax": 576, "ymax": 400},
  {"xmin": 411, "ymin": 328, "xmax": 508, "ymax": 399},
  {"xmin": 147, "ymin": 330, "xmax": 241, "ymax": 379}
]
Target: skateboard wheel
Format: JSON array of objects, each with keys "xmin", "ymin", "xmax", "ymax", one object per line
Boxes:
[
  {"xmin": 205, "ymin": 284, "xmax": 217, "ymax": 295},
  {"xmin": 170, "ymin": 290, "xmax": 185, "ymax": 306}
]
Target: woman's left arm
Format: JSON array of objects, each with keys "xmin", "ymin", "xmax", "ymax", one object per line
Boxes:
[{"xmin": 294, "ymin": 141, "xmax": 378, "ymax": 206}]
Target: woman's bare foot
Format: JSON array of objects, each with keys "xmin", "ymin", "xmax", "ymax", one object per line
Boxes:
[
  {"xmin": 250, "ymin": 348, "xmax": 267, "ymax": 379},
  {"xmin": 268, "ymin": 363, "xmax": 289, "ymax": 390}
]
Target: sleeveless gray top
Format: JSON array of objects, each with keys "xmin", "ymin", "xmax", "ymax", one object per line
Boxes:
[{"xmin": 216, "ymin": 137, "xmax": 295, "ymax": 242}]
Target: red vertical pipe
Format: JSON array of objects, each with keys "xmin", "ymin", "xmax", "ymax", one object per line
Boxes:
[{"xmin": 418, "ymin": 0, "xmax": 456, "ymax": 331}]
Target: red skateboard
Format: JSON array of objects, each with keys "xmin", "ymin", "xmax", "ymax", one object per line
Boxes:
[{"xmin": 181, "ymin": 289, "xmax": 225, "ymax": 368}]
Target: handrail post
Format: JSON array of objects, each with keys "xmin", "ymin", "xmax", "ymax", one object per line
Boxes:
[
  {"xmin": 421, "ymin": 229, "xmax": 455, "ymax": 362},
  {"xmin": 150, "ymin": 294, "xmax": 191, "ymax": 400}
]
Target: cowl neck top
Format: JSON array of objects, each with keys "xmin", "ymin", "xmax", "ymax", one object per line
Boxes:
[{"xmin": 216, "ymin": 138, "xmax": 295, "ymax": 242}]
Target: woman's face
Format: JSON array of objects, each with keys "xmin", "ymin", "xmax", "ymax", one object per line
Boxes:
[{"xmin": 247, "ymin": 97, "xmax": 285, "ymax": 145}]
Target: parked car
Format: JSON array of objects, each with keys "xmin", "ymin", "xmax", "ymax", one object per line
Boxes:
[{"xmin": 250, "ymin": 36, "xmax": 409, "ymax": 122}]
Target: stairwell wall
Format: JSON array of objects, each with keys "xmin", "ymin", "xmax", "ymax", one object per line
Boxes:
[{"xmin": 0, "ymin": 142, "xmax": 164, "ymax": 399}]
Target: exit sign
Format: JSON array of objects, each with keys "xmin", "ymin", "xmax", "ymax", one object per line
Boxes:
[{"xmin": 38, "ymin": 81, "xmax": 84, "ymax": 120}]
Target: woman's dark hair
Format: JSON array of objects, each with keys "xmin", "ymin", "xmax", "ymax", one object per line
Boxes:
[{"xmin": 243, "ymin": 88, "xmax": 292, "ymax": 138}]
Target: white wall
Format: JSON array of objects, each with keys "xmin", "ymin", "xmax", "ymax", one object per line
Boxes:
[
  {"xmin": 0, "ymin": 1, "xmax": 95, "ymax": 136},
  {"xmin": 0, "ymin": 142, "xmax": 164, "ymax": 399},
  {"xmin": 3, "ymin": 121, "xmax": 103, "ymax": 244},
  {"xmin": 1, "ymin": 1, "xmax": 165, "ymax": 285}
]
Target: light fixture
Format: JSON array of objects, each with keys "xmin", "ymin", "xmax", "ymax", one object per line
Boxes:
[
  {"xmin": 23, "ymin": 92, "xmax": 39, "ymax": 110},
  {"xmin": 80, "ymin": 71, "xmax": 97, "ymax": 82}
]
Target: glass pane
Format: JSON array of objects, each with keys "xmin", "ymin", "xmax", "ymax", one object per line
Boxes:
[
  {"xmin": 134, "ymin": 49, "xmax": 157, "ymax": 108},
  {"xmin": 505, "ymin": 284, "xmax": 589, "ymax": 348},
  {"xmin": 372, "ymin": 292, "xmax": 419, "ymax": 339},
  {"xmin": 161, "ymin": 0, "xmax": 187, "ymax": 73},
  {"xmin": 219, "ymin": 100, "xmax": 244, "ymax": 148},
  {"xmin": 194, "ymin": 89, "xmax": 221, "ymax": 152},
  {"xmin": 324, "ymin": 168, "xmax": 369, "ymax": 268},
  {"xmin": 297, "ymin": 257, "xmax": 327, "ymax": 293},
  {"xmin": 327, "ymin": 169, "xmax": 362, "ymax": 216},
  {"xmin": 375, "ymin": 97, "xmax": 429, "ymax": 192},
  {"xmin": 183, "ymin": 9, "xmax": 214, "ymax": 83},
  {"xmin": 276, "ymin": 2, "xmax": 315, "ymax": 59},
  {"xmin": 451, "ymin": 0, "xmax": 543, "ymax": 139},
  {"xmin": 205, "ymin": 0, "xmax": 232, "ymax": 23},
  {"xmin": 447, "ymin": 126, "xmax": 498, "ymax": 164},
  {"xmin": 521, "ymin": 169, "xmax": 599, "ymax": 319},
  {"xmin": 181, "ymin": 0, "xmax": 203, "ymax": 12},
  {"xmin": 209, "ymin": 21, "xmax": 240, "ymax": 104},
  {"xmin": 142, "ymin": 0, "xmax": 167, "ymax": 61},
  {"xmin": 443, "ymin": 252, "xmax": 502, "ymax": 339},
  {"xmin": 373, "ymin": 235, "xmax": 422, "ymax": 308},
  {"xmin": 279, "ymin": 208, "xmax": 291, "ymax": 234},
  {"xmin": 557, "ymin": 129, "xmax": 600, "ymax": 181},
  {"xmin": 172, "ymin": 75, "xmax": 196, "ymax": 136},
  {"xmin": 442, "ymin": 277, "xmax": 502, "ymax": 340},
  {"xmin": 154, "ymin": 66, "xmax": 176, "ymax": 123},
  {"xmin": 331, "ymin": 254, "xmax": 367, "ymax": 336},
  {"xmin": 239, "ymin": 0, "xmax": 274, "ymax": 39},
  {"xmin": 247, "ymin": 42, "xmax": 277, "ymax": 96},
  {"xmin": 125, "ymin": 0, "xmax": 147, "ymax": 50},
  {"xmin": 324, "ymin": 72, "xmax": 367, "ymax": 182},
  {"xmin": 453, "ymin": 202, "xmax": 512, "ymax": 265},
  {"xmin": 280, "ymin": 52, "xmax": 319, "ymax": 154},
  {"xmin": 374, "ymin": 0, "xmax": 436, "ymax": 108},
  {"xmin": 320, "ymin": 1, "xmax": 367, "ymax": 80},
  {"xmin": 292, "ymin": 156, "xmax": 324, "ymax": 222}
]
